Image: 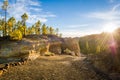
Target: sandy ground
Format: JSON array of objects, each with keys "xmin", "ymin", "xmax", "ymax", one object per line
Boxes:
[{"xmin": 0, "ymin": 55, "xmax": 104, "ymax": 80}]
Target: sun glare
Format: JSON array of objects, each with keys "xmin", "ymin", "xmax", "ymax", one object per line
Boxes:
[
  {"xmin": 104, "ymin": 27, "xmax": 115, "ymax": 33},
  {"xmin": 103, "ymin": 23, "xmax": 117, "ymax": 33}
]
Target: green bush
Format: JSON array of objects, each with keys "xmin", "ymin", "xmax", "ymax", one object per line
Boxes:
[{"xmin": 10, "ymin": 30, "xmax": 22, "ymax": 40}]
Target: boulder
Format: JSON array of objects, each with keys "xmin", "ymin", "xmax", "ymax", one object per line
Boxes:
[
  {"xmin": 62, "ymin": 38, "xmax": 80, "ymax": 56},
  {"xmin": 0, "ymin": 64, "xmax": 5, "ymax": 69}
]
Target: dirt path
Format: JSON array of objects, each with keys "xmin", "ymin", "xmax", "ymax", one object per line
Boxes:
[{"xmin": 0, "ymin": 55, "xmax": 111, "ymax": 80}]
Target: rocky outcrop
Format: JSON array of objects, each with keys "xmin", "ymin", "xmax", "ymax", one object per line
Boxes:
[
  {"xmin": 48, "ymin": 36, "xmax": 81, "ymax": 56},
  {"xmin": 0, "ymin": 35, "xmax": 81, "ymax": 77},
  {"xmin": 49, "ymin": 41, "xmax": 62, "ymax": 54},
  {"xmin": 0, "ymin": 38, "xmax": 41, "ymax": 63},
  {"xmin": 61, "ymin": 38, "xmax": 80, "ymax": 56},
  {"xmin": 0, "ymin": 35, "xmax": 81, "ymax": 60},
  {"xmin": 49, "ymin": 38, "xmax": 81, "ymax": 56}
]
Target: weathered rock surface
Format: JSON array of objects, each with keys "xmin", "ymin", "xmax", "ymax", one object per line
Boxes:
[
  {"xmin": 62, "ymin": 38, "xmax": 80, "ymax": 56},
  {"xmin": 0, "ymin": 35, "xmax": 81, "ymax": 63}
]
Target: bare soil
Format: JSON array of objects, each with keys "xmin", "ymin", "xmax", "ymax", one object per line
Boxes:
[{"xmin": 0, "ymin": 55, "xmax": 110, "ymax": 80}]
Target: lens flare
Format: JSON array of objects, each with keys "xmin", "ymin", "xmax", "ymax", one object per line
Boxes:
[{"xmin": 109, "ymin": 34, "xmax": 117, "ymax": 55}]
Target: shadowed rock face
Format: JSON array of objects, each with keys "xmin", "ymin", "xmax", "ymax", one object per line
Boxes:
[
  {"xmin": 49, "ymin": 42, "xmax": 62, "ymax": 54},
  {"xmin": 49, "ymin": 38, "xmax": 81, "ymax": 56},
  {"xmin": 61, "ymin": 38, "xmax": 80, "ymax": 56}
]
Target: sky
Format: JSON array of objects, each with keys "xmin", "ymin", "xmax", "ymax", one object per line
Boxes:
[{"xmin": 0, "ymin": 0, "xmax": 120, "ymax": 37}]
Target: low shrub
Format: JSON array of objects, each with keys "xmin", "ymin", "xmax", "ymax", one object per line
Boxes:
[
  {"xmin": 64, "ymin": 48, "xmax": 75, "ymax": 56},
  {"xmin": 44, "ymin": 52, "xmax": 55, "ymax": 56}
]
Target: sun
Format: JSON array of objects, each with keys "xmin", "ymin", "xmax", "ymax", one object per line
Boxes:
[
  {"xmin": 104, "ymin": 27, "xmax": 115, "ymax": 33},
  {"xmin": 103, "ymin": 23, "xmax": 117, "ymax": 33}
]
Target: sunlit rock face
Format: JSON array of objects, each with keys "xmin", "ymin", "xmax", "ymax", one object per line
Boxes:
[
  {"xmin": 0, "ymin": 39, "xmax": 40, "ymax": 62},
  {"xmin": 61, "ymin": 38, "xmax": 81, "ymax": 56}
]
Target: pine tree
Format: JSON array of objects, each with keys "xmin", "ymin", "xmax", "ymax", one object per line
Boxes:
[
  {"xmin": 96, "ymin": 45, "xmax": 101, "ymax": 53},
  {"xmin": 2, "ymin": 0, "xmax": 9, "ymax": 36},
  {"xmin": 86, "ymin": 41, "xmax": 90, "ymax": 53},
  {"xmin": 7, "ymin": 17, "xmax": 16, "ymax": 35},
  {"xmin": 42, "ymin": 24, "xmax": 47, "ymax": 35},
  {"xmin": 21, "ymin": 13, "xmax": 28, "ymax": 36},
  {"xmin": 0, "ymin": 19, "xmax": 4, "ymax": 36},
  {"xmin": 49, "ymin": 27, "xmax": 54, "ymax": 35},
  {"xmin": 59, "ymin": 33, "xmax": 62, "ymax": 37},
  {"xmin": 46, "ymin": 26, "xmax": 50, "ymax": 34},
  {"xmin": 35, "ymin": 20, "xmax": 41, "ymax": 35},
  {"xmin": 55, "ymin": 28, "xmax": 59, "ymax": 36},
  {"xmin": 30, "ymin": 25, "xmax": 35, "ymax": 34}
]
